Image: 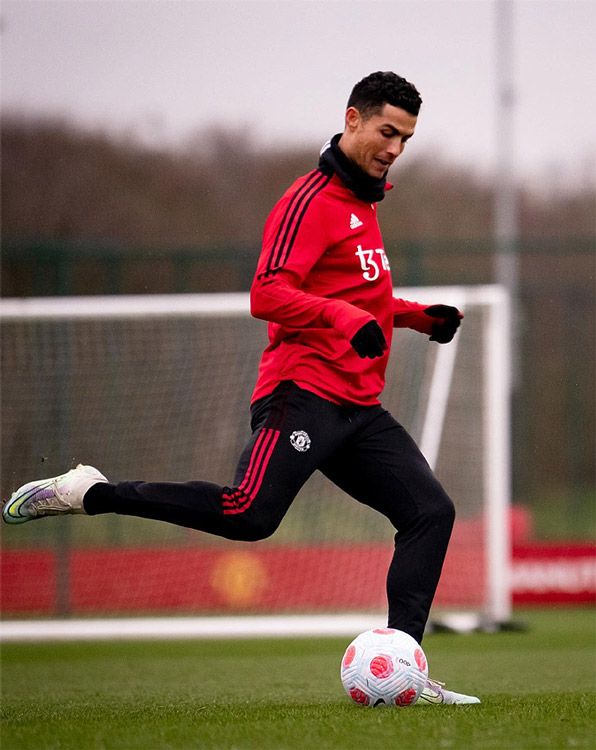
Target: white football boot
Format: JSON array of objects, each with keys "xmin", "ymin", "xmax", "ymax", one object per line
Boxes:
[
  {"xmin": 2, "ymin": 464, "xmax": 107, "ymax": 524},
  {"xmin": 416, "ymin": 678, "xmax": 481, "ymax": 705}
]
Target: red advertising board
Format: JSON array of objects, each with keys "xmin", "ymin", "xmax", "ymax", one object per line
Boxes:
[
  {"xmin": 511, "ymin": 544, "xmax": 595, "ymax": 605},
  {"xmin": 1, "ymin": 541, "xmax": 594, "ymax": 614}
]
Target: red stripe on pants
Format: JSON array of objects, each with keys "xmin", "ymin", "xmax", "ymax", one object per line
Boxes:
[{"xmin": 222, "ymin": 428, "xmax": 280, "ymax": 515}]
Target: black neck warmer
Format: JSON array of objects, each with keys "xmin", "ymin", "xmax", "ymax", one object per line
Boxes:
[{"xmin": 318, "ymin": 133, "xmax": 387, "ymax": 203}]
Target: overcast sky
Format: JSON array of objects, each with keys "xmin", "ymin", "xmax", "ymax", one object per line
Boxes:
[{"xmin": 2, "ymin": 0, "xmax": 595, "ymax": 187}]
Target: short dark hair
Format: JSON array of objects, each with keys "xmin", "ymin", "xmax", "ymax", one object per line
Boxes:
[{"xmin": 347, "ymin": 71, "xmax": 422, "ymax": 117}]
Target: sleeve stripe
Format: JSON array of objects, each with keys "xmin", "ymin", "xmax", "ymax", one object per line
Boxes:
[{"xmin": 262, "ymin": 169, "xmax": 331, "ymax": 278}]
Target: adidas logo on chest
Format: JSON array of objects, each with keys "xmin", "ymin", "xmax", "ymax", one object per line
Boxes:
[{"xmin": 349, "ymin": 213, "xmax": 363, "ymax": 230}]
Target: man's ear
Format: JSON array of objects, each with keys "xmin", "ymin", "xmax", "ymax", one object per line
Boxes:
[{"xmin": 344, "ymin": 106, "xmax": 362, "ymax": 132}]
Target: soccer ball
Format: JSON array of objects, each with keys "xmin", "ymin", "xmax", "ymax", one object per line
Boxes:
[{"xmin": 340, "ymin": 628, "xmax": 428, "ymax": 708}]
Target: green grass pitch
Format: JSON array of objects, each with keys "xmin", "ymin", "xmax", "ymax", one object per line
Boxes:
[{"xmin": 1, "ymin": 609, "xmax": 595, "ymax": 749}]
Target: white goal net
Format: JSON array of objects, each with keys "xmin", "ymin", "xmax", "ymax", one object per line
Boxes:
[{"xmin": 1, "ymin": 286, "xmax": 511, "ymax": 636}]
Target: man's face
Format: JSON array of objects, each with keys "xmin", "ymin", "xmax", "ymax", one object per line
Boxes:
[{"xmin": 342, "ymin": 103, "xmax": 418, "ymax": 179}]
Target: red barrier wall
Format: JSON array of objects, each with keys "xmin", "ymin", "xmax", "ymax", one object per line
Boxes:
[{"xmin": 1, "ymin": 542, "xmax": 593, "ymax": 615}]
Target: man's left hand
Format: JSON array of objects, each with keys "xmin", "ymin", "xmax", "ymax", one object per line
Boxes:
[{"xmin": 424, "ymin": 304, "xmax": 463, "ymax": 344}]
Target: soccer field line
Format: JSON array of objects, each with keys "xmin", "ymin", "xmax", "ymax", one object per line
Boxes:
[{"xmin": 0, "ymin": 614, "xmax": 388, "ymax": 642}]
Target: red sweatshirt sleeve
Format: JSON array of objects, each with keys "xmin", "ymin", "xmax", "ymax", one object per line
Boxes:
[
  {"xmin": 252, "ymin": 273, "xmax": 373, "ymax": 341},
  {"xmin": 392, "ymin": 297, "xmax": 434, "ymax": 335}
]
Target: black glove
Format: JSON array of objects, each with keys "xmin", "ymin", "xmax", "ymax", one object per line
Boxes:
[
  {"xmin": 424, "ymin": 304, "xmax": 463, "ymax": 344},
  {"xmin": 350, "ymin": 320, "xmax": 388, "ymax": 359}
]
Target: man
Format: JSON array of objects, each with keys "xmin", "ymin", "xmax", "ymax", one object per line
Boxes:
[{"xmin": 4, "ymin": 72, "xmax": 479, "ymax": 705}]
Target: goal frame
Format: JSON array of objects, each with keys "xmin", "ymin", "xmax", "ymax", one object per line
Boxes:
[{"xmin": 0, "ymin": 285, "xmax": 512, "ymax": 638}]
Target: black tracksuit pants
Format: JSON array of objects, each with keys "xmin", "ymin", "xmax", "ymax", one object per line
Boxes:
[{"xmin": 85, "ymin": 381, "xmax": 455, "ymax": 643}]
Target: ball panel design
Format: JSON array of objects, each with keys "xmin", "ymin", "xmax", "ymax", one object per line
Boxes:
[
  {"xmin": 395, "ymin": 688, "xmax": 418, "ymax": 706},
  {"xmin": 343, "ymin": 644, "xmax": 356, "ymax": 668},
  {"xmin": 369, "ymin": 654, "xmax": 394, "ymax": 679},
  {"xmin": 415, "ymin": 647, "xmax": 427, "ymax": 672},
  {"xmin": 349, "ymin": 687, "xmax": 370, "ymax": 706}
]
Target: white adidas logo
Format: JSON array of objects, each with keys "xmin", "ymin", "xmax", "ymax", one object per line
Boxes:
[{"xmin": 350, "ymin": 213, "xmax": 363, "ymax": 230}]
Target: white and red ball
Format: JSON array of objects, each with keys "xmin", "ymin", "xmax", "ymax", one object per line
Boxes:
[{"xmin": 340, "ymin": 628, "xmax": 428, "ymax": 708}]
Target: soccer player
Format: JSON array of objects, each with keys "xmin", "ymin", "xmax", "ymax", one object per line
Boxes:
[{"xmin": 4, "ymin": 72, "xmax": 479, "ymax": 705}]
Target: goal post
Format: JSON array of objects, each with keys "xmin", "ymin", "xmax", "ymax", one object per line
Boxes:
[
  {"xmin": 0, "ymin": 286, "xmax": 512, "ymax": 636},
  {"xmin": 407, "ymin": 285, "xmax": 512, "ymax": 630}
]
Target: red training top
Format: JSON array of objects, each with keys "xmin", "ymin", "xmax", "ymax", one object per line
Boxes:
[{"xmin": 250, "ymin": 169, "xmax": 433, "ymax": 406}]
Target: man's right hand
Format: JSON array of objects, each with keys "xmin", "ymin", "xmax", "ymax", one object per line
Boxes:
[{"xmin": 350, "ymin": 320, "xmax": 388, "ymax": 359}]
